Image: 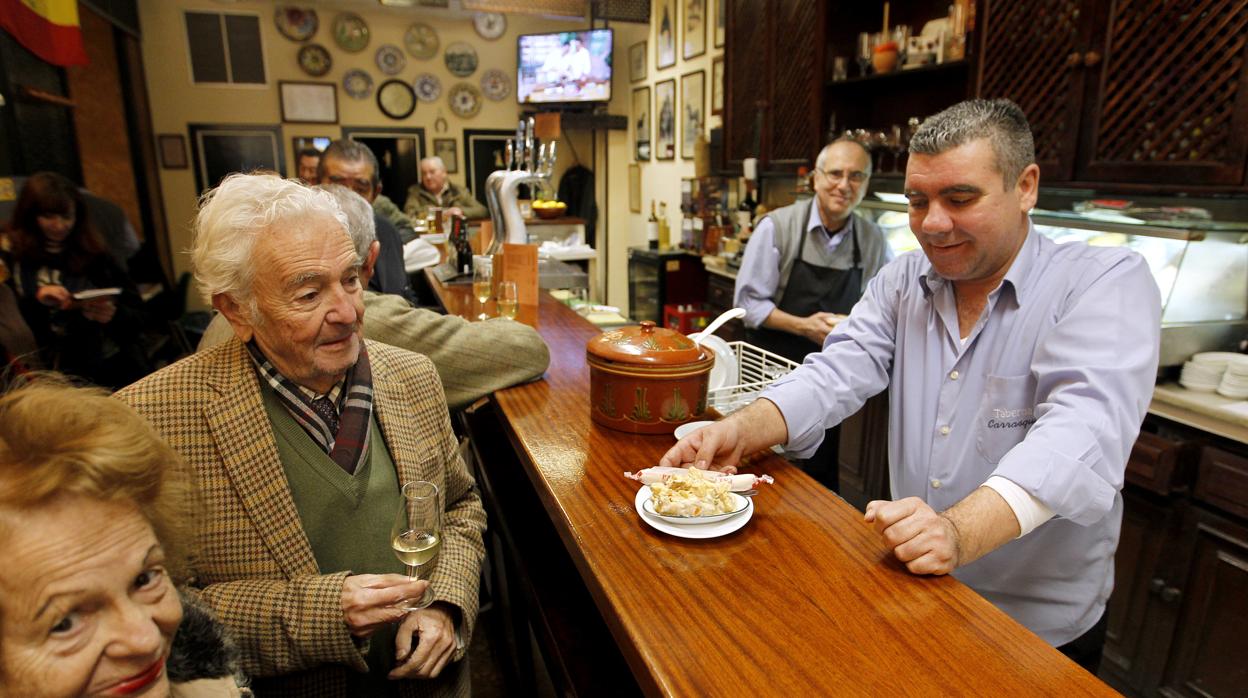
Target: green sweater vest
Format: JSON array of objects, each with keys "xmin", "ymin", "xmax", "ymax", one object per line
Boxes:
[{"xmin": 261, "ymin": 387, "xmax": 407, "ymax": 695}]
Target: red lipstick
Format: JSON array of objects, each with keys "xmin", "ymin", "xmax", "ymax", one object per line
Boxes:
[{"xmin": 108, "ymin": 657, "xmax": 164, "ymax": 696}]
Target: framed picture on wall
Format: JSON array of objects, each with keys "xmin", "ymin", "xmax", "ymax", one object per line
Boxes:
[
  {"xmin": 157, "ymin": 134, "xmax": 187, "ymax": 169},
  {"xmin": 682, "ymin": 0, "xmax": 706, "ymax": 60},
  {"xmin": 629, "ymin": 41, "xmax": 647, "ymax": 82},
  {"xmin": 711, "ymin": 56, "xmax": 724, "ymax": 116},
  {"xmin": 655, "ymin": 0, "xmax": 676, "ymax": 69},
  {"xmin": 279, "ymin": 81, "xmax": 338, "ymax": 124},
  {"xmin": 714, "ymin": 0, "xmax": 725, "ymax": 48},
  {"xmin": 463, "ymin": 128, "xmax": 513, "ymax": 203},
  {"xmin": 188, "ymin": 123, "xmax": 284, "ymax": 193},
  {"xmin": 680, "ymin": 70, "xmax": 705, "ymax": 160},
  {"xmin": 433, "ymin": 137, "xmax": 458, "ymax": 173},
  {"xmin": 633, "ymin": 86, "xmax": 651, "ymax": 161},
  {"xmin": 655, "ymin": 79, "xmax": 676, "ymax": 160}
]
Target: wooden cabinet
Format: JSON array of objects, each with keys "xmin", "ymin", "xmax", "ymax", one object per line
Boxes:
[
  {"xmin": 723, "ymin": 0, "xmax": 826, "ymax": 173},
  {"xmin": 976, "ymin": 0, "xmax": 1248, "ymax": 188},
  {"xmin": 703, "ymin": 271, "xmax": 745, "ymax": 342}
]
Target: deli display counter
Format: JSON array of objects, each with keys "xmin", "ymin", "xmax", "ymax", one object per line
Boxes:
[{"xmin": 857, "ymin": 196, "xmax": 1248, "ymax": 367}]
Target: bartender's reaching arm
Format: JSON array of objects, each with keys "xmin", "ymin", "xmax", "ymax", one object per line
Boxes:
[{"xmin": 659, "ymin": 398, "xmax": 789, "ymax": 473}]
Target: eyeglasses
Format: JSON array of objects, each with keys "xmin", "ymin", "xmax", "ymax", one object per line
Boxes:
[{"xmin": 815, "ymin": 168, "xmax": 870, "ymax": 185}]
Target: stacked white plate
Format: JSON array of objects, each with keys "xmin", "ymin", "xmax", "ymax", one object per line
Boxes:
[
  {"xmin": 1180, "ymin": 352, "xmax": 1235, "ymax": 392},
  {"xmin": 1217, "ymin": 355, "xmax": 1248, "ymax": 399}
]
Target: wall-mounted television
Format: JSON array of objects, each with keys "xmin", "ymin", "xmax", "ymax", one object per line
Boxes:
[{"xmin": 517, "ymin": 29, "xmax": 613, "ymax": 105}]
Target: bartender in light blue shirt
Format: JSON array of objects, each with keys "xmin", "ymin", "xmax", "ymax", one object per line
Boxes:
[{"xmin": 662, "ymin": 99, "xmax": 1160, "ymax": 672}]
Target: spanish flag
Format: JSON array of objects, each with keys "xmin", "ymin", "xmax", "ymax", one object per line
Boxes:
[{"xmin": 0, "ymin": 0, "xmax": 88, "ymax": 67}]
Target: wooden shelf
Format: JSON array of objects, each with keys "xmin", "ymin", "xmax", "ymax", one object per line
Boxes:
[{"xmin": 827, "ymin": 59, "xmax": 968, "ymax": 88}]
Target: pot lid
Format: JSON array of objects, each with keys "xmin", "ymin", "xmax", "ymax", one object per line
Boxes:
[{"xmin": 586, "ymin": 321, "xmax": 710, "ymax": 366}]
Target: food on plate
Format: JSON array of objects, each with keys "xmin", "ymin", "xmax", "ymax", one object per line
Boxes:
[
  {"xmin": 624, "ymin": 465, "xmax": 774, "ymax": 493},
  {"xmin": 645, "ymin": 468, "xmax": 739, "ymax": 517}
]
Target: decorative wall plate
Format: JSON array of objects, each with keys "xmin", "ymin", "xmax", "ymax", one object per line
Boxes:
[
  {"xmin": 375, "ymin": 44, "xmax": 406, "ymax": 75},
  {"xmin": 413, "ymin": 73, "xmax": 442, "ymax": 102},
  {"xmin": 473, "ymin": 12, "xmax": 506, "ymax": 41},
  {"xmin": 444, "ymin": 41, "xmax": 478, "ymax": 77},
  {"xmin": 342, "ymin": 69, "xmax": 374, "ymax": 99},
  {"xmin": 275, "ymin": 7, "xmax": 318, "ymax": 42},
  {"xmin": 333, "ymin": 12, "xmax": 370, "ymax": 53},
  {"xmin": 447, "ymin": 82, "xmax": 482, "ymax": 118},
  {"xmin": 377, "ymin": 79, "xmax": 417, "ymax": 120},
  {"xmin": 404, "ymin": 23, "xmax": 439, "ymax": 60},
  {"xmin": 479, "ymin": 69, "xmax": 510, "ymax": 101},
  {"xmin": 297, "ymin": 44, "xmax": 332, "ymax": 76}
]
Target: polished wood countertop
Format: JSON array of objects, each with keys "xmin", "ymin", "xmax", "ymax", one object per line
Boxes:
[{"xmin": 428, "ymin": 272, "xmax": 1116, "ymax": 696}]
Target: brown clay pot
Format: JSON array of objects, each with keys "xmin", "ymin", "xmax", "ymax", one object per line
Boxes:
[{"xmin": 586, "ymin": 321, "xmax": 713, "ymax": 434}]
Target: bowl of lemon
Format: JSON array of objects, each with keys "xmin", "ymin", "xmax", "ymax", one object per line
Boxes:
[{"xmin": 532, "ymin": 198, "xmax": 567, "ymax": 219}]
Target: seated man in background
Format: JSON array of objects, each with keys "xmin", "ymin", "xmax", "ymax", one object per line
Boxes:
[
  {"xmin": 199, "ymin": 183, "xmax": 551, "ymax": 410},
  {"xmin": 118, "ymin": 173, "xmax": 487, "ymax": 696},
  {"xmin": 296, "ymin": 146, "xmax": 322, "ymax": 184},
  {"xmin": 404, "ymin": 157, "xmax": 487, "ymax": 222},
  {"xmin": 318, "ymin": 139, "xmax": 415, "ymax": 302}
]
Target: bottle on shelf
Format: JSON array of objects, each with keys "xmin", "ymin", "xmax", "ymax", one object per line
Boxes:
[
  {"xmin": 658, "ymin": 201, "xmax": 672, "ymax": 251},
  {"xmin": 647, "ymin": 200, "xmax": 659, "ymax": 250},
  {"xmin": 736, "ymin": 179, "xmax": 758, "ymax": 236},
  {"xmin": 452, "ymin": 216, "xmax": 473, "ymax": 275}
]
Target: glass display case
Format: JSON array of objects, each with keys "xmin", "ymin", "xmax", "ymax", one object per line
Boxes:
[{"xmin": 857, "ymin": 197, "xmax": 1248, "ymax": 367}]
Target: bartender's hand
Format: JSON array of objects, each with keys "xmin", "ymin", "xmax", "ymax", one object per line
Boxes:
[
  {"xmin": 390, "ymin": 603, "xmax": 458, "ymax": 680},
  {"xmin": 659, "ymin": 398, "xmax": 789, "ymax": 473},
  {"xmin": 864, "ymin": 497, "xmax": 960, "ymax": 575},
  {"xmin": 341, "ymin": 574, "xmax": 429, "ymax": 638},
  {"xmin": 799, "ymin": 312, "xmax": 844, "ymax": 344}
]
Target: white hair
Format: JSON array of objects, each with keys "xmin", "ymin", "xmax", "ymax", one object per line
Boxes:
[
  {"xmin": 191, "ymin": 173, "xmax": 349, "ymax": 309},
  {"xmin": 815, "ymin": 138, "xmax": 872, "ymax": 175},
  {"xmin": 313, "ymin": 183, "xmax": 376, "ymax": 259},
  {"xmin": 420, "ymin": 156, "xmax": 447, "ymax": 172}
]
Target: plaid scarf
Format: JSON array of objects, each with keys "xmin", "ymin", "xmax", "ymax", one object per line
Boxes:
[{"xmin": 246, "ymin": 341, "xmax": 375, "ymax": 474}]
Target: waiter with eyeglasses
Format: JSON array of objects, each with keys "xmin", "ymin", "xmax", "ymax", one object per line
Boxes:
[{"xmin": 733, "ymin": 138, "xmax": 894, "ymax": 490}]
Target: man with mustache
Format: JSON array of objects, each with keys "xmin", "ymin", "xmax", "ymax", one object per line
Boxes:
[
  {"xmin": 733, "ymin": 138, "xmax": 894, "ymax": 490},
  {"xmin": 665, "ymin": 99, "xmax": 1160, "ymax": 673},
  {"xmin": 117, "ymin": 173, "xmax": 485, "ymax": 696}
]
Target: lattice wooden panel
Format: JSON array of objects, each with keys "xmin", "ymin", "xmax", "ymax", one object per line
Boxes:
[
  {"xmin": 1094, "ymin": 0, "xmax": 1248, "ymax": 165},
  {"xmin": 462, "ymin": 0, "xmax": 585, "ymax": 16},
  {"xmin": 726, "ymin": 0, "xmax": 770, "ymax": 162},
  {"xmin": 767, "ymin": 0, "xmax": 821, "ymax": 164},
  {"xmin": 977, "ymin": 0, "xmax": 1085, "ymax": 171},
  {"xmin": 592, "ymin": 0, "xmax": 650, "ymax": 23}
]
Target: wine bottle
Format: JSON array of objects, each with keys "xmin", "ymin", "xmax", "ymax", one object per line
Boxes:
[
  {"xmin": 658, "ymin": 201, "xmax": 671, "ymax": 251},
  {"xmin": 452, "ymin": 216, "xmax": 473, "ymax": 275},
  {"xmin": 647, "ymin": 200, "xmax": 659, "ymax": 250}
]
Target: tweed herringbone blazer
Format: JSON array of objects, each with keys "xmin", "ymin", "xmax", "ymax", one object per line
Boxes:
[{"xmin": 116, "ymin": 338, "xmax": 486, "ymax": 698}]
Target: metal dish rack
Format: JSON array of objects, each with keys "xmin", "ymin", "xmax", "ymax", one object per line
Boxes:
[{"xmin": 707, "ymin": 342, "xmax": 800, "ymax": 415}]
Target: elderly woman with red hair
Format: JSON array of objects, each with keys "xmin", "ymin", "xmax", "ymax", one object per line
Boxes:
[{"xmin": 0, "ymin": 379, "xmax": 248, "ymax": 697}]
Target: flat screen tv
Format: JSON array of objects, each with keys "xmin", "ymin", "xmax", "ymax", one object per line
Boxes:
[{"xmin": 517, "ymin": 29, "xmax": 613, "ymax": 105}]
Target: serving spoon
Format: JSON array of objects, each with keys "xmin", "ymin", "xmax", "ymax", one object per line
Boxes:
[{"xmin": 691, "ymin": 307, "xmax": 746, "ymax": 347}]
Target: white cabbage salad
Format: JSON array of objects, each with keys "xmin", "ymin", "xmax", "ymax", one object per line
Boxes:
[{"xmin": 648, "ymin": 468, "xmax": 740, "ymax": 517}]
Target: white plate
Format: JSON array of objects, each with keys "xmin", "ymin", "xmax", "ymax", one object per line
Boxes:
[
  {"xmin": 689, "ymin": 332, "xmax": 737, "ymax": 391},
  {"xmin": 674, "ymin": 420, "xmax": 714, "ymax": 440},
  {"xmin": 634, "ymin": 487, "xmax": 752, "ymax": 539},
  {"xmin": 642, "ymin": 490, "xmax": 749, "ymax": 524}
]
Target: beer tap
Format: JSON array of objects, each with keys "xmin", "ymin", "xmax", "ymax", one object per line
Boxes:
[{"xmin": 485, "ymin": 117, "xmax": 558, "ymax": 255}]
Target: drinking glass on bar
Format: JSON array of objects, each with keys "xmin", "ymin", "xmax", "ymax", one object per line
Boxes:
[
  {"xmin": 472, "ymin": 262, "xmax": 492, "ymax": 320},
  {"xmin": 391, "ymin": 480, "xmax": 441, "ymax": 611},
  {"xmin": 856, "ymin": 32, "xmax": 873, "ymax": 77},
  {"xmin": 497, "ymin": 280, "xmax": 518, "ymax": 320}
]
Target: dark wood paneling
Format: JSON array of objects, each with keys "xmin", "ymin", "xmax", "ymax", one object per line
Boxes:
[
  {"xmin": 1194, "ymin": 446, "xmax": 1248, "ymax": 520},
  {"xmin": 1126, "ymin": 430, "xmax": 1184, "ymax": 496},
  {"xmin": 1159, "ymin": 511, "xmax": 1248, "ymax": 697},
  {"xmin": 837, "ymin": 391, "xmax": 891, "ymax": 511},
  {"xmin": 1076, "ymin": 0, "xmax": 1248, "ymax": 186}
]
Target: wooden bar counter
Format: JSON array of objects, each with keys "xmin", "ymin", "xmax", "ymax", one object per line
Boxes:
[{"xmin": 424, "ymin": 271, "xmax": 1116, "ymax": 697}]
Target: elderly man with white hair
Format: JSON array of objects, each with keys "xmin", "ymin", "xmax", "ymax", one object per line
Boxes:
[
  {"xmin": 116, "ymin": 172, "xmax": 487, "ymax": 697},
  {"xmin": 198, "ymin": 183, "xmax": 551, "ymax": 410},
  {"xmin": 404, "ymin": 156, "xmax": 487, "ymax": 221}
]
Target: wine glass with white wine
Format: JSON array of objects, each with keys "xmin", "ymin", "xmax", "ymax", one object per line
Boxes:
[
  {"xmin": 472, "ymin": 263, "xmax": 492, "ymax": 321},
  {"xmin": 391, "ymin": 480, "xmax": 441, "ymax": 611},
  {"xmin": 497, "ymin": 280, "xmax": 518, "ymax": 320}
]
